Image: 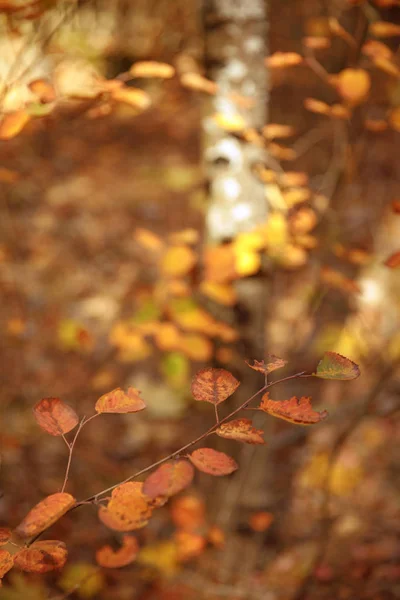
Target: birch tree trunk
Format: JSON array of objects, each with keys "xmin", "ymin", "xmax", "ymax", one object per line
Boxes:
[{"xmin": 203, "ymin": 0, "xmax": 271, "ymax": 520}]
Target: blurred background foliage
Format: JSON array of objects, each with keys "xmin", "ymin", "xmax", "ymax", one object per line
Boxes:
[{"xmin": 0, "ymin": 0, "xmax": 400, "ymax": 598}]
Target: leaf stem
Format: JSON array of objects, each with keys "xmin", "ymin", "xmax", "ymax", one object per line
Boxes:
[{"xmin": 60, "ymin": 413, "xmax": 100, "ymax": 493}]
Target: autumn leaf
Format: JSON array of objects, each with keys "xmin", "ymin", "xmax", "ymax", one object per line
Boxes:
[
  {"xmin": 0, "ymin": 111, "xmax": 30, "ymax": 140},
  {"xmin": 259, "ymin": 393, "xmax": 328, "ymax": 425},
  {"xmin": 199, "ymin": 281, "xmax": 237, "ymax": 306},
  {"xmin": 0, "ymin": 549, "xmax": 13, "ymax": 578},
  {"xmin": 28, "ymin": 78, "xmax": 56, "ymax": 103},
  {"xmin": 96, "ymin": 535, "xmax": 139, "ymax": 568},
  {"xmin": 384, "ymin": 251, "xmax": 400, "ymax": 269},
  {"xmin": 191, "ymin": 368, "xmax": 240, "ymax": 405},
  {"xmin": 170, "ymin": 495, "xmax": 205, "ymax": 532},
  {"xmin": 95, "ymin": 387, "xmax": 146, "ymax": 414},
  {"xmin": 134, "ymin": 228, "xmax": 164, "ymax": 252},
  {"xmin": 245, "ymin": 356, "xmax": 287, "ymax": 375},
  {"xmin": 180, "ymin": 333, "xmax": 213, "ymax": 362},
  {"xmin": 266, "ymin": 52, "xmax": 303, "ymax": 68},
  {"xmin": 369, "ymin": 21, "xmax": 400, "ymax": 38},
  {"xmin": 321, "ymin": 266, "xmax": 361, "ymax": 295},
  {"xmin": 174, "ymin": 531, "xmax": 206, "ymax": 562},
  {"xmin": 180, "ymin": 73, "xmax": 217, "ymax": 94},
  {"xmin": 0, "ymin": 528, "xmax": 11, "ymax": 546},
  {"xmin": 129, "ymin": 61, "xmax": 175, "ymax": 79},
  {"xmin": 33, "ymin": 397, "xmax": 79, "ymax": 436},
  {"xmin": 15, "ymin": 492, "xmax": 75, "ymax": 538},
  {"xmin": 14, "ymin": 541, "xmax": 67, "ymax": 573},
  {"xmin": 111, "ymin": 87, "xmax": 151, "ymax": 110},
  {"xmin": 315, "ymin": 351, "xmax": 360, "ymax": 380},
  {"xmin": 334, "ymin": 69, "xmax": 370, "ymax": 105},
  {"xmin": 98, "ymin": 482, "xmax": 152, "ymax": 532},
  {"xmin": 216, "ymin": 418, "xmax": 265, "ymax": 445},
  {"xmin": 143, "ymin": 460, "xmax": 194, "ymax": 500},
  {"xmin": 249, "ymin": 511, "xmax": 274, "ymax": 532},
  {"xmin": 188, "ymin": 448, "xmax": 238, "ymax": 476},
  {"xmin": 160, "ymin": 245, "xmax": 197, "ymax": 278}
]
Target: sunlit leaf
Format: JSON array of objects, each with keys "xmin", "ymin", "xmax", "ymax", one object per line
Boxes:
[
  {"xmin": 95, "ymin": 387, "xmax": 146, "ymax": 414},
  {"xmin": 259, "ymin": 393, "xmax": 328, "ymax": 425},
  {"xmin": 191, "ymin": 368, "xmax": 239, "ymax": 405},
  {"xmin": 384, "ymin": 251, "xmax": 400, "ymax": 268},
  {"xmin": 143, "ymin": 460, "xmax": 194, "ymax": 500},
  {"xmin": 14, "ymin": 541, "xmax": 67, "ymax": 573},
  {"xmin": 334, "ymin": 69, "xmax": 370, "ymax": 105},
  {"xmin": 249, "ymin": 511, "xmax": 274, "ymax": 532},
  {"xmin": 137, "ymin": 540, "xmax": 179, "ymax": 576},
  {"xmin": 160, "ymin": 245, "xmax": 197, "ymax": 278},
  {"xmin": 234, "ymin": 247, "xmax": 261, "ymax": 277},
  {"xmin": 0, "ymin": 549, "xmax": 13, "ymax": 578},
  {"xmin": 15, "ymin": 493, "xmax": 75, "ymax": 538},
  {"xmin": 315, "ymin": 351, "xmax": 360, "ymax": 380},
  {"xmin": 266, "ymin": 52, "xmax": 303, "ymax": 68},
  {"xmin": 370, "ymin": 21, "xmax": 400, "ymax": 38},
  {"xmin": 170, "ymin": 495, "xmax": 205, "ymax": 532},
  {"xmin": 212, "ymin": 112, "xmax": 247, "ymax": 132},
  {"xmin": 0, "ymin": 111, "xmax": 30, "ymax": 140},
  {"xmin": 180, "ymin": 72, "xmax": 217, "ymax": 94},
  {"xmin": 111, "ymin": 87, "xmax": 151, "ymax": 110},
  {"xmin": 58, "ymin": 562, "xmax": 104, "ymax": 599},
  {"xmin": 0, "ymin": 528, "xmax": 11, "ymax": 546},
  {"xmin": 129, "ymin": 61, "xmax": 175, "ymax": 79},
  {"xmin": 98, "ymin": 483, "xmax": 152, "ymax": 532},
  {"xmin": 245, "ymin": 356, "xmax": 287, "ymax": 375},
  {"xmin": 33, "ymin": 397, "xmax": 79, "ymax": 436},
  {"xmin": 95, "ymin": 535, "xmax": 139, "ymax": 568},
  {"xmin": 188, "ymin": 448, "xmax": 238, "ymax": 476},
  {"xmin": 216, "ymin": 418, "xmax": 265, "ymax": 445},
  {"xmin": 28, "ymin": 79, "xmax": 56, "ymax": 103},
  {"xmin": 174, "ymin": 531, "xmax": 205, "ymax": 562}
]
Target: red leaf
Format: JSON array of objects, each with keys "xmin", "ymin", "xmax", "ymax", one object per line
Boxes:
[
  {"xmin": 95, "ymin": 387, "xmax": 146, "ymax": 414},
  {"xmin": 143, "ymin": 460, "xmax": 194, "ymax": 500},
  {"xmin": 188, "ymin": 448, "xmax": 238, "ymax": 476},
  {"xmin": 191, "ymin": 368, "xmax": 240, "ymax": 405},
  {"xmin": 259, "ymin": 393, "xmax": 328, "ymax": 425},
  {"xmin": 33, "ymin": 398, "xmax": 79, "ymax": 436},
  {"xmin": 15, "ymin": 492, "xmax": 75, "ymax": 538},
  {"xmin": 216, "ymin": 418, "xmax": 265, "ymax": 445},
  {"xmin": 0, "ymin": 549, "xmax": 13, "ymax": 578},
  {"xmin": 14, "ymin": 541, "xmax": 67, "ymax": 573},
  {"xmin": 96, "ymin": 535, "xmax": 139, "ymax": 568}
]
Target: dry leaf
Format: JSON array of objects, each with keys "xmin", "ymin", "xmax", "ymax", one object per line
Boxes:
[
  {"xmin": 130, "ymin": 61, "xmax": 175, "ymax": 79},
  {"xmin": 15, "ymin": 493, "xmax": 75, "ymax": 538},
  {"xmin": 174, "ymin": 531, "xmax": 206, "ymax": 562},
  {"xmin": 249, "ymin": 511, "xmax": 274, "ymax": 532},
  {"xmin": 216, "ymin": 418, "xmax": 265, "ymax": 445},
  {"xmin": 33, "ymin": 397, "xmax": 79, "ymax": 436},
  {"xmin": 14, "ymin": 541, "xmax": 67, "ymax": 573},
  {"xmin": 96, "ymin": 535, "xmax": 139, "ymax": 568},
  {"xmin": 334, "ymin": 69, "xmax": 370, "ymax": 105},
  {"xmin": 95, "ymin": 387, "xmax": 146, "ymax": 414},
  {"xmin": 315, "ymin": 351, "xmax": 360, "ymax": 380},
  {"xmin": 98, "ymin": 483, "xmax": 152, "ymax": 531},
  {"xmin": 143, "ymin": 460, "xmax": 194, "ymax": 500},
  {"xmin": 0, "ymin": 528, "xmax": 12, "ymax": 546},
  {"xmin": 188, "ymin": 448, "xmax": 238, "ymax": 476},
  {"xmin": 191, "ymin": 368, "xmax": 240, "ymax": 405},
  {"xmin": 0, "ymin": 550, "xmax": 13, "ymax": 578},
  {"xmin": 245, "ymin": 356, "xmax": 287, "ymax": 375},
  {"xmin": 260, "ymin": 393, "xmax": 328, "ymax": 425}
]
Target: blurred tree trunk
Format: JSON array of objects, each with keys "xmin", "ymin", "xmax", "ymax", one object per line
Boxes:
[{"xmin": 203, "ymin": 0, "xmax": 271, "ymax": 525}]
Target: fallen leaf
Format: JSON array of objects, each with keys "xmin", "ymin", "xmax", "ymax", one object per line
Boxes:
[
  {"xmin": 96, "ymin": 535, "xmax": 139, "ymax": 568},
  {"xmin": 191, "ymin": 368, "xmax": 240, "ymax": 405},
  {"xmin": 14, "ymin": 541, "xmax": 67, "ymax": 573},
  {"xmin": 216, "ymin": 418, "xmax": 265, "ymax": 445},
  {"xmin": 315, "ymin": 351, "xmax": 360, "ymax": 380},
  {"xmin": 143, "ymin": 460, "xmax": 194, "ymax": 500},
  {"xmin": 15, "ymin": 493, "xmax": 75, "ymax": 538},
  {"xmin": 95, "ymin": 387, "xmax": 146, "ymax": 414},
  {"xmin": 33, "ymin": 397, "xmax": 79, "ymax": 436},
  {"xmin": 188, "ymin": 448, "xmax": 238, "ymax": 476},
  {"xmin": 259, "ymin": 393, "xmax": 328, "ymax": 425}
]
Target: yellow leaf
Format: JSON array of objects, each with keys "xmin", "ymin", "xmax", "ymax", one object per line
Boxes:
[
  {"xmin": 335, "ymin": 69, "xmax": 370, "ymax": 105},
  {"xmin": 161, "ymin": 246, "xmax": 197, "ymax": 278},
  {"xmin": 199, "ymin": 281, "xmax": 237, "ymax": 306}
]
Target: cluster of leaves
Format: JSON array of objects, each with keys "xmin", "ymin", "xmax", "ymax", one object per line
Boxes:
[{"xmin": 0, "ymin": 351, "xmax": 359, "ymax": 586}]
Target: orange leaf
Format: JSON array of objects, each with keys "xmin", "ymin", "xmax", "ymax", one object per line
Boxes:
[
  {"xmin": 15, "ymin": 492, "xmax": 75, "ymax": 538},
  {"xmin": 216, "ymin": 418, "xmax": 265, "ymax": 445},
  {"xmin": 334, "ymin": 69, "xmax": 370, "ymax": 105},
  {"xmin": 0, "ymin": 111, "xmax": 30, "ymax": 140},
  {"xmin": 170, "ymin": 495, "xmax": 205, "ymax": 532},
  {"xmin": 207, "ymin": 525, "xmax": 225, "ymax": 548},
  {"xmin": 180, "ymin": 72, "xmax": 217, "ymax": 94},
  {"xmin": 304, "ymin": 98, "xmax": 330, "ymax": 115},
  {"xmin": 191, "ymin": 368, "xmax": 240, "ymax": 405},
  {"xmin": 96, "ymin": 535, "xmax": 139, "ymax": 568},
  {"xmin": 28, "ymin": 78, "xmax": 56, "ymax": 103},
  {"xmin": 33, "ymin": 397, "xmax": 79, "ymax": 436},
  {"xmin": 14, "ymin": 541, "xmax": 67, "ymax": 573},
  {"xmin": 245, "ymin": 356, "xmax": 287, "ymax": 375},
  {"xmin": 130, "ymin": 61, "xmax": 175, "ymax": 79},
  {"xmin": 95, "ymin": 387, "xmax": 146, "ymax": 414},
  {"xmin": 266, "ymin": 52, "xmax": 303, "ymax": 68},
  {"xmin": 199, "ymin": 281, "xmax": 237, "ymax": 306},
  {"xmin": 111, "ymin": 87, "xmax": 151, "ymax": 110},
  {"xmin": 174, "ymin": 531, "xmax": 206, "ymax": 562},
  {"xmin": 0, "ymin": 549, "xmax": 13, "ymax": 578},
  {"xmin": 392, "ymin": 200, "xmax": 400, "ymax": 214},
  {"xmin": 315, "ymin": 351, "xmax": 360, "ymax": 380},
  {"xmin": 188, "ymin": 448, "xmax": 238, "ymax": 476},
  {"xmin": 259, "ymin": 393, "xmax": 328, "ymax": 425},
  {"xmin": 134, "ymin": 228, "xmax": 164, "ymax": 252},
  {"xmin": 303, "ymin": 36, "xmax": 331, "ymax": 50},
  {"xmin": 249, "ymin": 511, "xmax": 274, "ymax": 532},
  {"xmin": 143, "ymin": 460, "xmax": 194, "ymax": 500},
  {"xmin": 384, "ymin": 250, "xmax": 400, "ymax": 268},
  {"xmin": 0, "ymin": 528, "xmax": 11, "ymax": 546},
  {"xmin": 370, "ymin": 21, "xmax": 400, "ymax": 38},
  {"xmin": 289, "ymin": 207, "xmax": 318, "ymax": 235},
  {"xmin": 98, "ymin": 482, "xmax": 152, "ymax": 532},
  {"xmin": 180, "ymin": 333, "xmax": 213, "ymax": 362},
  {"xmin": 160, "ymin": 246, "xmax": 197, "ymax": 278},
  {"xmin": 362, "ymin": 40, "xmax": 393, "ymax": 60},
  {"xmin": 262, "ymin": 124, "xmax": 296, "ymax": 140}
]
